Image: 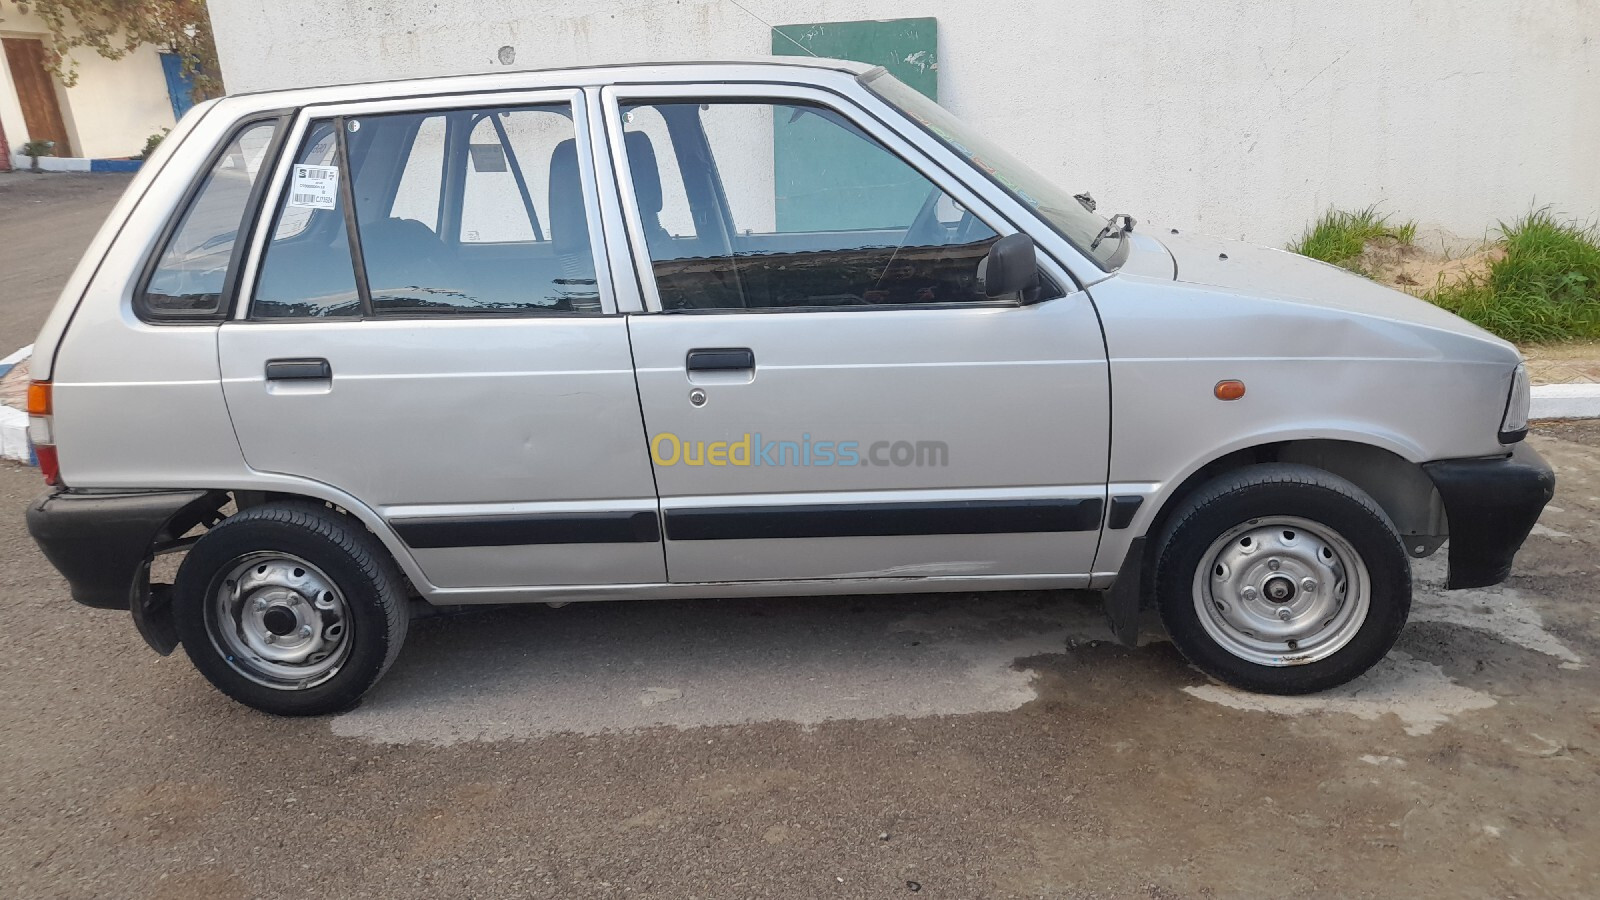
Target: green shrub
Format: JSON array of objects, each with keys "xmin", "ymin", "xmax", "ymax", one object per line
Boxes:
[
  {"xmin": 1288, "ymin": 206, "xmax": 1417, "ymax": 266},
  {"xmin": 19, "ymin": 139, "xmax": 55, "ymax": 173},
  {"xmin": 137, "ymin": 128, "xmax": 170, "ymax": 161},
  {"xmin": 1429, "ymin": 209, "xmax": 1600, "ymax": 342}
]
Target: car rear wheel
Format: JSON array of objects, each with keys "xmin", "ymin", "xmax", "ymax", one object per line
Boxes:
[
  {"xmin": 173, "ymin": 502, "xmax": 408, "ymax": 716},
  {"xmin": 1153, "ymin": 464, "xmax": 1411, "ymax": 695}
]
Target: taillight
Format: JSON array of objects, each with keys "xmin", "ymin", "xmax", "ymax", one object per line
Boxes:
[{"xmin": 26, "ymin": 380, "xmax": 58, "ymax": 485}]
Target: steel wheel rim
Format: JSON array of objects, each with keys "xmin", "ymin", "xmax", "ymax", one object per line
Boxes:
[
  {"xmin": 205, "ymin": 552, "xmax": 353, "ymax": 690},
  {"xmin": 1192, "ymin": 516, "xmax": 1370, "ymax": 667}
]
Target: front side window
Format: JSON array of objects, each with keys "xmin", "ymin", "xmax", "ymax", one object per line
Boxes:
[
  {"xmin": 140, "ymin": 120, "xmax": 279, "ymax": 318},
  {"xmin": 251, "ymin": 102, "xmax": 599, "ymax": 319},
  {"xmin": 621, "ymin": 100, "xmax": 1008, "ymax": 311}
]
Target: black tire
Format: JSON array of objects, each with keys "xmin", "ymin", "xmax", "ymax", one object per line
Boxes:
[
  {"xmin": 1152, "ymin": 464, "xmax": 1410, "ymax": 695},
  {"xmin": 173, "ymin": 502, "xmax": 409, "ymax": 716}
]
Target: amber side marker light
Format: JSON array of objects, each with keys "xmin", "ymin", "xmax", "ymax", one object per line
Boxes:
[
  {"xmin": 1214, "ymin": 380, "xmax": 1247, "ymax": 401},
  {"xmin": 26, "ymin": 380, "xmax": 60, "ymax": 485}
]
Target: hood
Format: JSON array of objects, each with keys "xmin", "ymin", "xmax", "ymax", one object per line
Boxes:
[{"xmin": 1141, "ymin": 230, "xmax": 1513, "ymax": 350}]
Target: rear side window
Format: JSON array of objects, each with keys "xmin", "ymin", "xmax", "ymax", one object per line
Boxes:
[
  {"xmin": 250, "ymin": 103, "xmax": 600, "ymax": 319},
  {"xmin": 138, "ymin": 120, "xmax": 280, "ymax": 319},
  {"xmin": 364, "ymin": 105, "xmax": 598, "ymax": 314}
]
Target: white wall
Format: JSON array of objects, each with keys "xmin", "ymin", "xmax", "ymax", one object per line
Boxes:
[
  {"xmin": 0, "ymin": 1, "xmax": 176, "ymax": 159},
  {"xmin": 55, "ymin": 42, "xmax": 176, "ymax": 158},
  {"xmin": 208, "ymin": 0, "xmax": 1600, "ymax": 248}
]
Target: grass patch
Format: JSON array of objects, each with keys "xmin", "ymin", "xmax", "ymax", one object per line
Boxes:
[
  {"xmin": 1428, "ymin": 209, "xmax": 1600, "ymax": 342},
  {"xmin": 1288, "ymin": 206, "xmax": 1418, "ymax": 266}
]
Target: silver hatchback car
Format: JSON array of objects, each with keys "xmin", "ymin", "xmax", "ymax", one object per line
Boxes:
[{"xmin": 25, "ymin": 60, "xmax": 1553, "ymax": 715}]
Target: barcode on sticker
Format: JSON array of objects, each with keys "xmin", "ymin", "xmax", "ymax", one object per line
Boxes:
[{"xmin": 287, "ymin": 164, "xmax": 339, "ymax": 210}]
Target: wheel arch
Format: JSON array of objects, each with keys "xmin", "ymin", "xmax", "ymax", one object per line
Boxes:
[
  {"xmin": 1100, "ymin": 434, "xmax": 1445, "ymax": 635},
  {"xmin": 1142, "ymin": 439, "xmax": 1444, "ymax": 557},
  {"xmin": 221, "ymin": 480, "xmax": 430, "ymax": 597}
]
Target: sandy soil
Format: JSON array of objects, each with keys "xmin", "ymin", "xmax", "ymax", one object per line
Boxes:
[
  {"xmin": 1, "ymin": 357, "xmax": 29, "ymax": 410},
  {"xmin": 1352, "ymin": 238, "xmax": 1501, "ymax": 295}
]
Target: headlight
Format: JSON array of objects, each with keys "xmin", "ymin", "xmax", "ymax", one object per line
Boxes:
[{"xmin": 1500, "ymin": 363, "xmax": 1531, "ymax": 443}]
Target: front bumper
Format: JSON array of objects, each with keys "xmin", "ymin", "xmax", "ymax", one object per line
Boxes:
[{"xmin": 1422, "ymin": 443, "xmax": 1555, "ymax": 589}]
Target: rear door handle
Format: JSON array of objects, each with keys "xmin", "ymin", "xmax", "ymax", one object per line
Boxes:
[
  {"xmin": 265, "ymin": 358, "xmax": 332, "ymax": 381},
  {"xmin": 686, "ymin": 348, "xmax": 755, "ymax": 372}
]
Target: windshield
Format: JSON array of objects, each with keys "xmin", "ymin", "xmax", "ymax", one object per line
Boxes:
[{"xmin": 863, "ymin": 70, "xmax": 1121, "ymax": 270}]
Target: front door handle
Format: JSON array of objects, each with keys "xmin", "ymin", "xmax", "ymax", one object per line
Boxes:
[
  {"xmin": 686, "ymin": 348, "xmax": 755, "ymax": 372},
  {"xmin": 265, "ymin": 358, "xmax": 332, "ymax": 381}
]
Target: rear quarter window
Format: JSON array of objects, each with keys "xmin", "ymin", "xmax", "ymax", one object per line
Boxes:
[{"xmin": 138, "ymin": 119, "xmax": 283, "ymax": 320}]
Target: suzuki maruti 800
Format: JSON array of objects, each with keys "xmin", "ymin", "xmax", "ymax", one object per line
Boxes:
[{"xmin": 25, "ymin": 61, "xmax": 1553, "ymax": 715}]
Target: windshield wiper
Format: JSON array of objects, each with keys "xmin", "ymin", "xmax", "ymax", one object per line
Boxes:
[{"xmin": 1090, "ymin": 213, "xmax": 1136, "ymax": 251}]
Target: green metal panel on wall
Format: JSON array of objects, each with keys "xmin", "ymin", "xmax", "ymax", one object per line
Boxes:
[{"xmin": 770, "ymin": 18, "xmax": 938, "ymax": 232}]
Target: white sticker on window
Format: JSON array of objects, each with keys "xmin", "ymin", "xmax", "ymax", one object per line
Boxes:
[{"xmin": 288, "ymin": 164, "xmax": 339, "ymax": 210}]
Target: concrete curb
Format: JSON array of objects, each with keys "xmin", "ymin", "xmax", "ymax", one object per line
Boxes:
[
  {"xmin": 1, "ymin": 345, "xmax": 34, "ymax": 464},
  {"xmin": 7, "ymin": 154, "xmax": 142, "ymax": 173},
  {"xmin": 0, "ymin": 407, "xmax": 33, "ymax": 464},
  {"xmin": 1531, "ymin": 383, "xmax": 1600, "ymax": 421}
]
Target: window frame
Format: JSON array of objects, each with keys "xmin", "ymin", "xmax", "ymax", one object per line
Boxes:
[
  {"xmin": 599, "ymin": 83, "xmax": 1070, "ymax": 315},
  {"xmin": 232, "ymin": 88, "xmax": 619, "ymax": 322},
  {"xmin": 133, "ymin": 111, "xmax": 292, "ymax": 324}
]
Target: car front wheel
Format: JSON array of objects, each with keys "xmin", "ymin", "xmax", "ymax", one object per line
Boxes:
[
  {"xmin": 173, "ymin": 502, "xmax": 409, "ymax": 716},
  {"xmin": 1153, "ymin": 464, "xmax": 1411, "ymax": 695}
]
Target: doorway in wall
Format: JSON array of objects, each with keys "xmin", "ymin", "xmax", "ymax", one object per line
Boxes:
[{"xmin": 3, "ymin": 37, "xmax": 72, "ymax": 157}]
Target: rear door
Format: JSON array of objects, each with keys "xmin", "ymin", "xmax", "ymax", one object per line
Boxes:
[
  {"xmin": 219, "ymin": 90, "xmax": 664, "ymax": 591},
  {"xmin": 600, "ymin": 84, "xmax": 1111, "ymax": 585}
]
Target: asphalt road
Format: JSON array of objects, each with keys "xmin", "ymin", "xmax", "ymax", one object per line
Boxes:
[
  {"xmin": 0, "ymin": 173, "xmax": 135, "ymax": 350},
  {"xmin": 2, "ymin": 175, "xmax": 1598, "ymax": 899}
]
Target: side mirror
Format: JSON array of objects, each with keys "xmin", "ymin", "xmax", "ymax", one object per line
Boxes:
[{"xmin": 979, "ymin": 233, "xmax": 1043, "ymax": 304}]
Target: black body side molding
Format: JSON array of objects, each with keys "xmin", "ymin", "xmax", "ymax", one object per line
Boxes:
[
  {"xmin": 392, "ymin": 510, "xmax": 662, "ymax": 549},
  {"xmin": 664, "ymin": 498, "xmax": 1104, "ymax": 541},
  {"xmin": 1107, "ymin": 495, "xmax": 1144, "ymax": 530}
]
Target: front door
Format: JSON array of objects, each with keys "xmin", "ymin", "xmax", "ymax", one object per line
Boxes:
[
  {"xmin": 220, "ymin": 92, "xmax": 663, "ymax": 591},
  {"xmin": 3, "ymin": 38, "xmax": 72, "ymax": 156},
  {"xmin": 604, "ymin": 87, "xmax": 1110, "ymax": 584}
]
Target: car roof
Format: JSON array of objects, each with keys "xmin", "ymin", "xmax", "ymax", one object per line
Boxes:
[{"xmin": 218, "ymin": 58, "xmax": 881, "ymax": 112}]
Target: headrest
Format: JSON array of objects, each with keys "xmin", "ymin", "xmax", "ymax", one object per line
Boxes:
[
  {"xmin": 624, "ymin": 130, "xmax": 663, "ymax": 215},
  {"xmin": 547, "ymin": 138, "xmax": 587, "ymax": 252}
]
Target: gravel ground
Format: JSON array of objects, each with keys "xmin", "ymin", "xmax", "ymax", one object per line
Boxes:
[{"xmin": 2, "ymin": 174, "xmax": 1598, "ymax": 899}]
